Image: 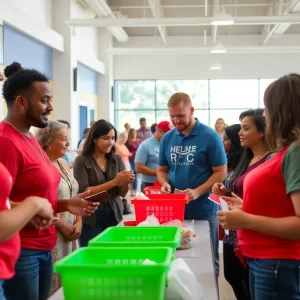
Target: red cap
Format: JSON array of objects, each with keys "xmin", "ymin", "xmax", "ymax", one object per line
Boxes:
[{"xmin": 157, "ymin": 121, "xmax": 172, "ymax": 133}]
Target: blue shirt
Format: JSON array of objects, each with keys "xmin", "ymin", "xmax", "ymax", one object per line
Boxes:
[
  {"xmin": 135, "ymin": 136, "xmax": 160, "ymax": 183},
  {"xmin": 159, "ymin": 120, "xmax": 227, "ymax": 219}
]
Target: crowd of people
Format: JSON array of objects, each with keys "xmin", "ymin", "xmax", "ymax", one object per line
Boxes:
[{"xmin": 1, "ymin": 61, "xmax": 300, "ymax": 300}]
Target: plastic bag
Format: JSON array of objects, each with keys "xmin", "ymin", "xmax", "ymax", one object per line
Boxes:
[
  {"xmin": 165, "ymin": 258, "xmax": 203, "ymax": 300},
  {"xmin": 134, "ymin": 192, "xmax": 150, "ymax": 200},
  {"xmin": 162, "ymin": 219, "xmax": 196, "ymax": 250},
  {"xmin": 137, "ymin": 214, "xmax": 160, "ymax": 226}
]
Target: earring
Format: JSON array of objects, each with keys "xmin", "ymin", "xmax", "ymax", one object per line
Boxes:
[{"xmin": 48, "ymin": 146, "xmax": 51, "ymax": 150}]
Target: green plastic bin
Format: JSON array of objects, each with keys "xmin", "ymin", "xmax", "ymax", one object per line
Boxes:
[
  {"xmin": 88, "ymin": 226, "xmax": 182, "ymax": 257},
  {"xmin": 54, "ymin": 247, "xmax": 173, "ymax": 300}
]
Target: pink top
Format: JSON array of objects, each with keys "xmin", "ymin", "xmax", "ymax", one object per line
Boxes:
[{"xmin": 115, "ymin": 144, "xmax": 131, "ymax": 163}]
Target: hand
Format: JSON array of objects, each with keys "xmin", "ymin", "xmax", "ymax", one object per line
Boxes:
[
  {"xmin": 67, "ymin": 190, "xmax": 99, "ymax": 216},
  {"xmin": 216, "ymin": 209, "xmax": 250, "ymax": 230},
  {"xmin": 182, "ymin": 188, "xmax": 201, "ymax": 201},
  {"xmin": 212, "ymin": 183, "xmax": 228, "ymax": 197},
  {"xmin": 126, "ymin": 171, "xmax": 135, "ymax": 184},
  {"xmin": 161, "ymin": 182, "xmax": 171, "ymax": 193},
  {"xmin": 27, "ymin": 197, "xmax": 54, "ymax": 230},
  {"xmin": 57, "ymin": 220, "xmax": 75, "ymax": 238},
  {"xmin": 114, "ymin": 170, "xmax": 132, "ymax": 186},
  {"xmin": 67, "ymin": 221, "xmax": 82, "ymax": 241},
  {"xmin": 222, "ymin": 193, "xmax": 243, "ymax": 210}
]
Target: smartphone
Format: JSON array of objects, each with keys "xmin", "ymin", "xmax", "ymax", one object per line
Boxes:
[{"xmin": 84, "ymin": 191, "xmax": 110, "ymax": 202}]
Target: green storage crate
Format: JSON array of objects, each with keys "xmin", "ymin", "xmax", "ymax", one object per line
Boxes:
[
  {"xmin": 88, "ymin": 226, "xmax": 181, "ymax": 257},
  {"xmin": 54, "ymin": 247, "xmax": 172, "ymax": 300}
]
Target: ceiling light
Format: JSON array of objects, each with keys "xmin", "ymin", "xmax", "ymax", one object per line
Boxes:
[
  {"xmin": 210, "ymin": 41, "xmax": 227, "ymax": 54},
  {"xmin": 209, "ymin": 62, "xmax": 222, "ymax": 70},
  {"xmin": 211, "ymin": 8, "xmax": 234, "ymax": 26}
]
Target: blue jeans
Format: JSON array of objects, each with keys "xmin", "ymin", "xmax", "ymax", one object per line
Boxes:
[
  {"xmin": 129, "ymin": 160, "xmax": 137, "ymax": 190},
  {"xmin": 248, "ymin": 258, "xmax": 300, "ymax": 300},
  {"xmin": 203, "ymin": 214, "xmax": 219, "ymax": 277},
  {"xmin": 4, "ymin": 248, "xmax": 52, "ymax": 300},
  {"xmin": 0, "ymin": 280, "xmax": 6, "ymax": 300}
]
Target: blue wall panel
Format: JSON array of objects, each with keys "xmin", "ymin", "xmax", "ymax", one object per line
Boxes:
[
  {"xmin": 77, "ymin": 63, "xmax": 99, "ymax": 94},
  {"xmin": 4, "ymin": 24, "xmax": 53, "ymax": 79}
]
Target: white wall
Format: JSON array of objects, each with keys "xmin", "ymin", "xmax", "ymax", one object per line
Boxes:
[
  {"xmin": 8, "ymin": 0, "xmax": 53, "ymax": 28},
  {"xmin": 114, "ymin": 53, "xmax": 300, "ymax": 80}
]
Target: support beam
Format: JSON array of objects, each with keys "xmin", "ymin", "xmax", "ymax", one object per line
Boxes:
[
  {"xmin": 262, "ymin": 0, "xmax": 300, "ymax": 44},
  {"xmin": 147, "ymin": 0, "xmax": 167, "ymax": 45},
  {"xmin": 211, "ymin": 0, "xmax": 219, "ymax": 45},
  {"xmin": 66, "ymin": 16, "xmax": 300, "ymax": 27}
]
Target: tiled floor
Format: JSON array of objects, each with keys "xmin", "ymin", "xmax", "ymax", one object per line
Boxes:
[{"xmin": 123, "ymin": 195, "xmax": 236, "ymax": 300}]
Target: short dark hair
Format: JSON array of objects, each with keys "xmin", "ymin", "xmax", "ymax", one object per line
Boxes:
[
  {"xmin": 3, "ymin": 62, "xmax": 49, "ymax": 107},
  {"xmin": 83, "ymin": 120, "xmax": 117, "ymax": 164},
  {"xmin": 139, "ymin": 117, "xmax": 146, "ymax": 123},
  {"xmin": 150, "ymin": 123, "xmax": 157, "ymax": 134},
  {"xmin": 57, "ymin": 120, "xmax": 70, "ymax": 128}
]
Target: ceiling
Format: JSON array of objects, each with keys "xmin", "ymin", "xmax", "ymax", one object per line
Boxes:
[
  {"xmin": 71, "ymin": 0, "xmax": 300, "ymax": 54},
  {"xmin": 106, "ymin": 0, "xmax": 300, "ymax": 37}
]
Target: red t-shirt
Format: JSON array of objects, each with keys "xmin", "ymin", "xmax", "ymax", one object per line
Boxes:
[
  {"xmin": 0, "ymin": 162, "xmax": 21, "ymax": 279},
  {"xmin": 0, "ymin": 122, "xmax": 60, "ymax": 250},
  {"xmin": 238, "ymin": 146, "xmax": 300, "ymax": 259}
]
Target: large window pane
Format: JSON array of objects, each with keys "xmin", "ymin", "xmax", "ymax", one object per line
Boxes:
[
  {"xmin": 210, "ymin": 109, "xmax": 246, "ymax": 127},
  {"xmin": 210, "ymin": 80, "xmax": 259, "ymax": 109},
  {"xmin": 156, "ymin": 80, "xmax": 208, "ymax": 109},
  {"xmin": 156, "ymin": 110, "xmax": 171, "ymax": 123},
  {"xmin": 115, "ymin": 110, "xmax": 155, "ymax": 133},
  {"xmin": 259, "ymin": 79, "xmax": 276, "ymax": 108},
  {"xmin": 115, "ymin": 80, "xmax": 155, "ymax": 110},
  {"xmin": 194, "ymin": 110, "xmax": 209, "ymax": 126}
]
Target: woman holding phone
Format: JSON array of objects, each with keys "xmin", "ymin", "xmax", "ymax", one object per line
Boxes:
[
  {"xmin": 74, "ymin": 120, "xmax": 134, "ymax": 247},
  {"xmin": 35, "ymin": 120, "xmax": 81, "ymax": 294}
]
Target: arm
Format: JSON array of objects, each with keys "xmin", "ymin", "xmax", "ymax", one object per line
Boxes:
[
  {"xmin": 117, "ymin": 155, "xmax": 129, "ymax": 197},
  {"xmin": 157, "ymin": 165, "xmax": 170, "ymax": 185},
  {"xmin": 0, "ymin": 197, "xmax": 53, "ymax": 242},
  {"xmin": 136, "ymin": 163, "xmax": 157, "ymax": 176},
  {"xmin": 72, "ymin": 156, "xmax": 119, "ymax": 195}
]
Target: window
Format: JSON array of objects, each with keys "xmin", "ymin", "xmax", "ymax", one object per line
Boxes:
[
  {"xmin": 115, "ymin": 79, "xmax": 265, "ymax": 132},
  {"xmin": 259, "ymin": 79, "xmax": 276, "ymax": 108}
]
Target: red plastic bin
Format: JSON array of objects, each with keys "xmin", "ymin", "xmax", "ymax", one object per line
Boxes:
[
  {"xmin": 131, "ymin": 194, "xmax": 189, "ymax": 224},
  {"xmin": 143, "ymin": 181, "xmax": 162, "ymax": 195}
]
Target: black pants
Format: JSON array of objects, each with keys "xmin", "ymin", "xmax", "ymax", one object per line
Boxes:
[
  {"xmin": 79, "ymin": 203, "xmax": 118, "ymax": 247},
  {"xmin": 223, "ymin": 242, "xmax": 251, "ymax": 300}
]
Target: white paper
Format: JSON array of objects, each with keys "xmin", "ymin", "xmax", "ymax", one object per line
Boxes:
[
  {"xmin": 141, "ymin": 259, "xmax": 156, "ymax": 265},
  {"xmin": 135, "ymin": 192, "xmax": 150, "ymax": 200},
  {"xmin": 220, "ymin": 197, "xmax": 229, "ymax": 235},
  {"xmin": 174, "ymin": 188, "xmax": 185, "ymax": 194}
]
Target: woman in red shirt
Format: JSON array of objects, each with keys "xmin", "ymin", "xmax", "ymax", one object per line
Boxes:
[
  {"xmin": 217, "ymin": 74, "xmax": 300, "ymax": 299},
  {"xmin": 0, "ymin": 62, "xmax": 99, "ymax": 300}
]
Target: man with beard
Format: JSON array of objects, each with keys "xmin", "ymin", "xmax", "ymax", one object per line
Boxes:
[
  {"xmin": 157, "ymin": 92, "xmax": 227, "ymax": 276},
  {"xmin": 0, "ymin": 62, "xmax": 99, "ymax": 300}
]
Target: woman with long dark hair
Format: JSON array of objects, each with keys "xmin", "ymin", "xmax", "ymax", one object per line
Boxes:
[
  {"xmin": 217, "ymin": 74, "xmax": 300, "ymax": 300},
  {"xmin": 213, "ymin": 109, "xmax": 272, "ymax": 300},
  {"xmin": 74, "ymin": 119, "xmax": 134, "ymax": 247}
]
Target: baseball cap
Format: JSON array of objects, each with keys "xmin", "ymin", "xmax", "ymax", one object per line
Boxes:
[{"xmin": 157, "ymin": 121, "xmax": 172, "ymax": 133}]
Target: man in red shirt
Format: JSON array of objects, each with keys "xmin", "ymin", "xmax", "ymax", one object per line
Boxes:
[{"xmin": 0, "ymin": 62, "xmax": 99, "ymax": 300}]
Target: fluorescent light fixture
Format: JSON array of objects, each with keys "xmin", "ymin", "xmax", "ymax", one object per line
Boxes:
[
  {"xmin": 210, "ymin": 41, "xmax": 227, "ymax": 54},
  {"xmin": 211, "ymin": 8, "xmax": 234, "ymax": 26},
  {"xmin": 209, "ymin": 62, "xmax": 222, "ymax": 70}
]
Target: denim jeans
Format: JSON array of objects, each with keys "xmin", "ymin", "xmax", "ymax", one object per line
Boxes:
[
  {"xmin": 248, "ymin": 258, "xmax": 300, "ymax": 300},
  {"xmin": 4, "ymin": 248, "xmax": 52, "ymax": 300},
  {"xmin": 0, "ymin": 280, "xmax": 6, "ymax": 300},
  {"xmin": 129, "ymin": 160, "xmax": 138, "ymax": 190},
  {"xmin": 201, "ymin": 214, "xmax": 219, "ymax": 276}
]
